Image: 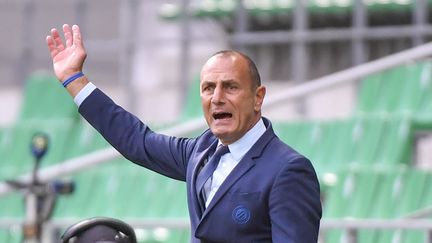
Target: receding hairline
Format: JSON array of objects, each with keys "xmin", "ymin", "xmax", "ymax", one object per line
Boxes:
[{"xmin": 207, "ymin": 50, "xmax": 261, "ymax": 88}]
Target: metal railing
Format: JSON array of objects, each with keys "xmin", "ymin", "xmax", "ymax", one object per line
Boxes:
[{"xmin": 319, "ymin": 219, "xmax": 432, "ymax": 243}]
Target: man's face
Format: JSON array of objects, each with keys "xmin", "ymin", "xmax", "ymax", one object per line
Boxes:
[{"xmin": 200, "ymin": 53, "xmax": 266, "ymax": 145}]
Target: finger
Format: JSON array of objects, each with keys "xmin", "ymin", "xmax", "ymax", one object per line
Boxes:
[
  {"xmin": 46, "ymin": 36, "xmax": 60, "ymax": 59},
  {"xmin": 72, "ymin": 25, "xmax": 84, "ymax": 48},
  {"xmin": 51, "ymin": 28, "xmax": 65, "ymax": 52},
  {"xmin": 63, "ymin": 24, "xmax": 73, "ymax": 48}
]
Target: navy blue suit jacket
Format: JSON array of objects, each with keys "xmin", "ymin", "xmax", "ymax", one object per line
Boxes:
[{"xmin": 79, "ymin": 89, "xmax": 322, "ymax": 242}]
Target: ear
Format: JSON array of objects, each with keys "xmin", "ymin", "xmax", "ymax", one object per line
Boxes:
[{"xmin": 254, "ymin": 86, "xmax": 266, "ymax": 112}]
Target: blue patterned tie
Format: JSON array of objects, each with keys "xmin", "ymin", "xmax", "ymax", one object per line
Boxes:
[{"xmin": 196, "ymin": 145, "xmax": 230, "ymax": 206}]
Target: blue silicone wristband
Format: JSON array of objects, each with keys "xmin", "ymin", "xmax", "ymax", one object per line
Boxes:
[{"xmin": 62, "ymin": 72, "xmax": 84, "ymax": 87}]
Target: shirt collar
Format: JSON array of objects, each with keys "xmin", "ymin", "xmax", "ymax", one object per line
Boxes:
[{"xmin": 218, "ymin": 118, "xmax": 266, "ymax": 161}]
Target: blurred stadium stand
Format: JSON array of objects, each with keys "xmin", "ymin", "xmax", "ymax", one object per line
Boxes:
[{"xmin": 2, "ymin": 0, "xmax": 432, "ymax": 242}]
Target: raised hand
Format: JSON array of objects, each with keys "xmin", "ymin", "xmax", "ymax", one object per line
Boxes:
[{"xmin": 46, "ymin": 24, "xmax": 87, "ymax": 82}]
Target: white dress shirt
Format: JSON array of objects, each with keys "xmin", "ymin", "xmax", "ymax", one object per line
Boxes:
[
  {"xmin": 204, "ymin": 119, "xmax": 266, "ymax": 207},
  {"xmin": 74, "ymin": 83, "xmax": 267, "ymax": 208},
  {"xmin": 73, "ymin": 82, "xmax": 96, "ymax": 106}
]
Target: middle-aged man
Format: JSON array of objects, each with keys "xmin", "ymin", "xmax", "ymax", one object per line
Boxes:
[{"xmin": 46, "ymin": 24, "xmax": 322, "ymax": 242}]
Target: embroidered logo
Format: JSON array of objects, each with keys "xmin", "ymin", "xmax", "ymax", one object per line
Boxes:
[{"xmin": 232, "ymin": 205, "xmax": 251, "ymax": 224}]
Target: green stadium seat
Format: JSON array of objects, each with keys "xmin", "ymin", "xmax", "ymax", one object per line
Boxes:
[
  {"xmin": 136, "ymin": 228, "xmax": 189, "ymax": 243},
  {"xmin": 397, "ymin": 62, "xmax": 426, "ymax": 116},
  {"xmin": 348, "ymin": 116, "xmax": 384, "ymax": 167},
  {"xmin": 357, "ymin": 60, "xmax": 432, "ymax": 125},
  {"xmin": 321, "ymin": 119, "xmax": 355, "ymax": 169},
  {"xmin": 272, "ymin": 121, "xmax": 306, "ymax": 152},
  {"xmin": 308, "ymin": 0, "xmax": 352, "ymax": 16},
  {"xmin": 52, "ymin": 169, "xmax": 100, "ymax": 218},
  {"xmin": 373, "ymin": 116, "xmax": 412, "ymax": 167},
  {"xmin": 158, "ymin": 0, "xmax": 417, "ymax": 20},
  {"xmin": 0, "ymin": 127, "xmax": 13, "ymax": 180},
  {"xmin": 322, "ymin": 169, "xmax": 384, "ymax": 243},
  {"xmin": 415, "ymin": 61, "xmax": 432, "ymax": 124},
  {"xmin": 0, "ymin": 231, "xmax": 8, "ymax": 243},
  {"xmin": 374, "ymin": 169, "xmax": 431, "ymax": 243},
  {"xmin": 0, "ymin": 229, "xmax": 22, "ymax": 243},
  {"xmin": 272, "ymin": 120, "xmax": 331, "ymax": 176},
  {"xmin": 18, "ymin": 73, "xmax": 79, "ymax": 122},
  {"xmin": 356, "ymin": 72, "xmax": 384, "ymax": 114},
  {"xmin": 62, "ymin": 120, "xmax": 110, "ymax": 160},
  {"xmin": 360, "ymin": 66, "xmax": 406, "ymax": 115},
  {"xmin": 321, "ymin": 169, "xmax": 432, "ymax": 243},
  {"xmin": 0, "ymin": 127, "xmax": 4, "ymax": 142},
  {"xmin": 180, "ymin": 76, "xmax": 203, "ymax": 121},
  {"xmin": 0, "ymin": 191, "xmax": 24, "ymax": 218},
  {"xmin": 53, "ymin": 161, "xmax": 189, "ymax": 220},
  {"xmin": 0, "ymin": 120, "xmax": 76, "ymax": 179}
]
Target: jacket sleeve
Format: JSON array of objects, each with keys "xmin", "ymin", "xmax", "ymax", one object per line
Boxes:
[
  {"xmin": 78, "ymin": 88, "xmax": 195, "ymax": 181},
  {"xmin": 269, "ymin": 156, "xmax": 322, "ymax": 243}
]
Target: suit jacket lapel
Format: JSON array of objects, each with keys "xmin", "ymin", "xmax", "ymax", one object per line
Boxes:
[
  {"xmin": 201, "ymin": 156, "xmax": 256, "ymax": 220},
  {"xmin": 200, "ymin": 121, "xmax": 275, "ymax": 221},
  {"xmin": 190, "ymin": 141, "xmax": 218, "ymax": 217}
]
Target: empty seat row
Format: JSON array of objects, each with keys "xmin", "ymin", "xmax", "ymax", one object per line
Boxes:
[
  {"xmin": 272, "ymin": 115, "xmax": 413, "ymax": 180},
  {"xmin": 356, "ymin": 60, "xmax": 432, "ymax": 123},
  {"xmin": 159, "ymin": 0, "xmax": 421, "ymax": 20},
  {"xmin": 18, "ymin": 73, "xmax": 79, "ymax": 122},
  {"xmin": 323, "ymin": 168, "xmax": 432, "ymax": 243},
  {"xmin": 0, "ymin": 120, "xmax": 77, "ymax": 180},
  {"xmin": 52, "ymin": 163, "xmax": 188, "ymax": 220}
]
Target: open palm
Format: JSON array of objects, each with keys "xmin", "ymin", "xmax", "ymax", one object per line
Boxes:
[{"xmin": 46, "ymin": 24, "xmax": 87, "ymax": 82}]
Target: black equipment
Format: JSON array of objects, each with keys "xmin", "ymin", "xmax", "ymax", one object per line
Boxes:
[
  {"xmin": 5, "ymin": 132, "xmax": 75, "ymax": 242},
  {"xmin": 61, "ymin": 217, "xmax": 137, "ymax": 243}
]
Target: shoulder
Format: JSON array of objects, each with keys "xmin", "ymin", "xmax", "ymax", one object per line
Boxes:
[{"xmin": 191, "ymin": 128, "xmax": 218, "ymax": 152}]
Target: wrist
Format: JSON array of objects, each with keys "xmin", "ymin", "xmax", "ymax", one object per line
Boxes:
[
  {"xmin": 62, "ymin": 72, "xmax": 84, "ymax": 87},
  {"xmin": 64, "ymin": 74, "xmax": 90, "ymax": 98},
  {"xmin": 59, "ymin": 70, "xmax": 82, "ymax": 83}
]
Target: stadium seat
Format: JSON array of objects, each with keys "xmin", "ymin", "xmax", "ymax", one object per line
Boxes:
[
  {"xmin": 137, "ymin": 228, "xmax": 190, "ymax": 243},
  {"xmin": 357, "ymin": 60, "xmax": 432, "ymax": 124},
  {"xmin": 52, "ymin": 169, "xmax": 100, "ymax": 218},
  {"xmin": 62, "ymin": 120, "xmax": 111, "ymax": 160},
  {"xmin": 52, "ymin": 162, "xmax": 190, "ymax": 242},
  {"xmin": 158, "ymin": 0, "xmax": 417, "ymax": 20},
  {"xmin": 373, "ymin": 116, "xmax": 412, "ymax": 167},
  {"xmin": 322, "ymin": 168, "xmax": 432, "ymax": 243},
  {"xmin": 322, "ymin": 169, "xmax": 383, "ymax": 243},
  {"xmin": 415, "ymin": 61, "xmax": 432, "ymax": 124},
  {"xmin": 356, "ymin": 72, "xmax": 384, "ymax": 114},
  {"xmin": 179, "ymin": 76, "xmax": 203, "ymax": 121},
  {"xmin": 374, "ymin": 170, "xmax": 431, "ymax": 243},
  {"xmin": 0, "ymin": 127, "xmax": 13, "ymax": 180},
  {"xmin": 0, "ymin": 229, "xmax": 21, "ymax": 243},
  {"xmin": 0, "ymin": 120, "xmax": 76, "ymax": 179},
  {"xmin": 0, "ymin": 192, "xmax": 24, "ymax": 218},
  {"xmin": 52, "ymin": 161, "xmax": 189, "ymax": 218},
  {"xmin": 273, "ymin": 115, "xmax": 414, "ymax": 182},
  {"xmin": 18, "ymin": 73, "xmax": 79, "ymax": 122}
]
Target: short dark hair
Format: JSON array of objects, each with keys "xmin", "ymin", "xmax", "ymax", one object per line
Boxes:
[{"xmin": 211, "ymin": 50, "xmax": 261, "ymax": 88}]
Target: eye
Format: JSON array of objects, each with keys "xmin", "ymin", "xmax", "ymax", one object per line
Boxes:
[
  {"xmin": 227, "ymin": 84, "xmax": 238, "ymax": 91},
  {"xmin": 202, "ymin": 84, "xmax": 214, "ymax": 93}
]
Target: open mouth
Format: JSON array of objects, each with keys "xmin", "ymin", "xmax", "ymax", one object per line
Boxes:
[{"xmin": 213, "ymin": 112, "xmax": 232, "ymax": 120}]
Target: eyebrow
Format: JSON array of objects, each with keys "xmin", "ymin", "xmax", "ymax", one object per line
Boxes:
[{"xmin": 201, "ymin": 79, "xmax": 236, "ymax": 85}]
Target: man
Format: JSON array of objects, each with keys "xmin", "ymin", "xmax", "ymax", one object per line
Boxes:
[{"xmin": 46, "ymin": 24, "xmax": 321, "ymax": 242}]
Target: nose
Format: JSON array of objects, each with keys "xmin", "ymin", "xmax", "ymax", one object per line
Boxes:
[{"xmin": 211, "ymin": 85, "xmax": 225, "ymax": 105}]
